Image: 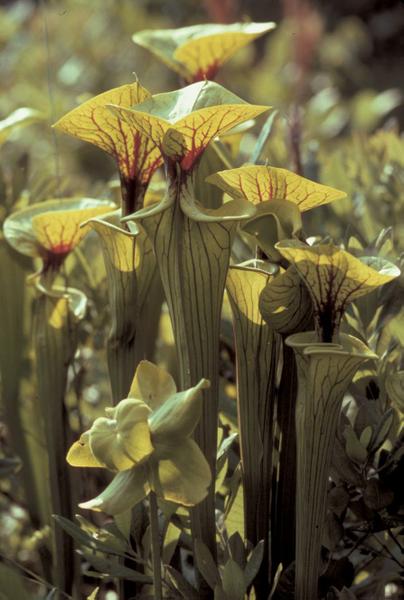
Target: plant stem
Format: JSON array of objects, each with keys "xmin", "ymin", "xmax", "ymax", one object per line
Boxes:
[{"xmin": 149, "ymin": 491, "xmax": 163, "ymax": 600}]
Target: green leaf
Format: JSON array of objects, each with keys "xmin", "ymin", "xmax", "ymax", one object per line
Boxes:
[
  {"xmin": 221, "ymin": 559, "xmax": 246, "ymax": 600},
  {"xmin": 133, "ymin": 22, "xmax": 276, "ymax": 82},
  {"xmin": 0, "ymin": 564, "xmax": 30, "ymax": 600},
  {"xmin": 82, "ymin": 552, "xmax": 152, "ymax": 583},
  {"xmin": 80, "ymin": 466, "xmax": 150, "ymax": 515},
  {"xmin": 369, "ymin": 408, "xmax": 394, "ymax": 453},
  {"xmin": 166, "ymin": 566, "xmax": 200, "ymax": 600},
  {"xmin": 194, "ymin": 538, "xmax": 221, "ymax": 591},
  {"xmin": 244, "ymin": 540, "xmax": 265, "ymax": 588},
  {"xmin": 53, "ymin": 515, "xmax": 128, "ymax": 557},
  {"xmin": 343, "ymin": 426, "xmax": 368, "ymax": 464},
  {"xmin": 0, "ymin": 107, "xmax": 44, "ymax": 145},
  {"xmin": 151, "ymin": 438, "xmax": 211, "ymax": 506}
]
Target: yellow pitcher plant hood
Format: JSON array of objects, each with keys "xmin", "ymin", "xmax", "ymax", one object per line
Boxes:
[
  {"xmin": 53, "ymin": 82, "xmax": 163, "ymax": 188},
  {"xmin": 3, "ymin": 197, "xmax": 115, "ymax": 272},
  {"xmin": 207, "ymin": 164, "xmax": 347, "ymax": 210},
  {"xmin": 133, "ymin": 22, "xmax": 276, "ymax": 83},
  {"xmin": 276, "ymin": 240, "xmax": 400, "ymax": 342},
  {"xmin": 110, "ymin": 81, "xmax": 269, "ymax": 173}
]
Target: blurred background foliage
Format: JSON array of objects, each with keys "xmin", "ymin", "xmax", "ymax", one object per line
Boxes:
[{"xmin": 0, "ymin": 0, "xmax": 403, "ymax": 598}]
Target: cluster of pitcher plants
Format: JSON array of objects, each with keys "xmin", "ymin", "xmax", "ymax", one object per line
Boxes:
[{"xmin": 1, "ymin": 21, "xmax": 403, "ymax": 600}]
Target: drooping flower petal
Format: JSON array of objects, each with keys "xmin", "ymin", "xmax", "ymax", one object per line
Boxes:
[
  {"xmin": 79, "ymin": 466, "xmax": 150, "ymax": 515},
  {"xmin": 151, "ymin": 439, "xmax": 211, "ymax": 506}
]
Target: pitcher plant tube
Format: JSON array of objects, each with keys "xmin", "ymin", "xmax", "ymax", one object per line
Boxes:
[
  {"xmin": 277, "ymin": 240, "xmax": 399, "ymax": 600},
  {"xmin": 3, "ymin": 198, "xmax": 112, "ymax": 596},
  {"xmin": 111, "ymin": 80, "xmax": 268, "ymax": 567},
  {"xmin": 226, "ymin": 261, "xmax": 281, "ymax": 597},
  {"xmin": 54, "ymin": 84, "xmax": 166, "ymax": 398},
  {"xmin": 209, "ymin": 164, "xmax": 346, "ymax": 576}
]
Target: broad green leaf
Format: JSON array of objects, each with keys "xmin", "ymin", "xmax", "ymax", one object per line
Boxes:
[
  {"xmin": 80, "ymin": 466, "xmax": 150, "ymax": 515},
  {"xmin": 226, "ymin": 264, "xmax": 280, "ymax": 550},
  {"xmin": 129, "ymin": 359, "xmax": 177, "ymax": 410},
  {"xmin": 89, "ymin": 399, "xmax": 153, "ymax": 471},
  {"xmin": 0, "ymin": 563, "xmax": 29, "ymax": 600},
  {"xmin": 343, "ymin": 426, "xmax": 368, "ymax": 464},
  {"xmin": 0, "ymin": 107, "xmax": 44, "ymax": 145},
  {"xmin": 259, "ymin": 266, "xmax": 313, "ymax": 334},
  {"xmin": 110, "ymin": 81, "xmax": 269, "ymax": 171},
  {"xmin": 149, "ymin": 378, "xmax": 210, "ymax": 439},
  {"xmin": 194, "ymin": 539, "xmax": 221, "ymax": 591},
  {"xmin": 151, "ymin": 438, "xmax": 211, "ymax": 506},
  {"xmin": 83, "ymin": 212, "xmax": 157, "ymax": 401},
  {"xmin": 3, "ymin": 198, "xmax": 114, "ymax": 259},
  {"xmin": 207, "ymin": 165, "xmax": 347, "ymax": 210},
  {"xmin": 221, "ymin": 559, "xmax": 246, "ymax": 600},
  {"xmin": 133, "ymin": 22, "xmax": 276, "ymax": 83},
  {"xmin": 286, "ymin": 331, "xmax": 377, "ymax": 600},
  {"xmin": 53, "ymin": 83, "xmax": 162, "ymax": 183},
  {"xmin": 82, "ymin": 551, "xmax": 152, "ymax": 583},
  {"xmin": 54, "ymin": 515, "xmax": 127, "ymax": 557},
  {"xmin": 244, "ymin": 541, "xmax": 265, "ymax": 589},
  {"xmin": 277, "ymin": 241, "xmax": 400, "ymax": 342},
  {"xmin": 166, "ymin": 566, "xmax": 200, "ymax": 600},
  {"xmin": 385, "ymin": 371, "xmax": 404, "ymax": 412}
]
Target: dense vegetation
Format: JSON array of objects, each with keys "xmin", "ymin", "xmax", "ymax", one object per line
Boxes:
[{"xmin": 0, "ymin": 2, "xmax": 403, "ymax": 599}]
